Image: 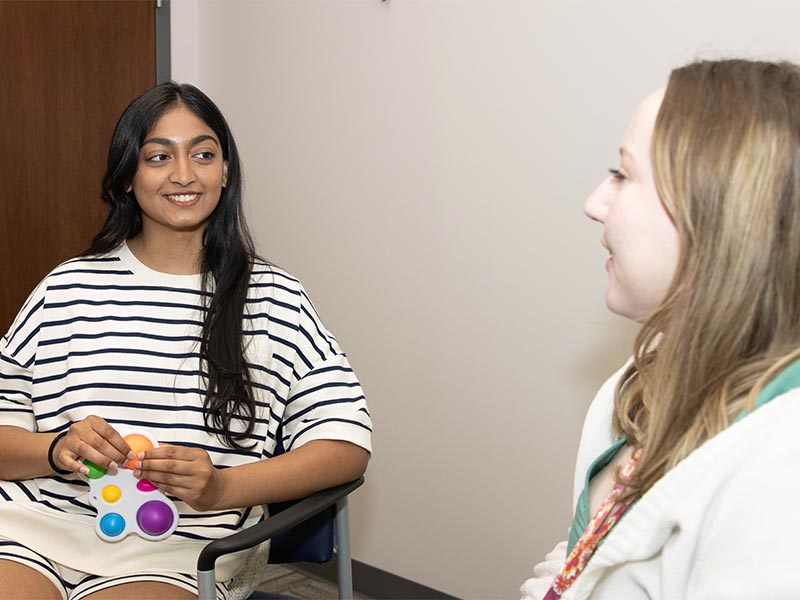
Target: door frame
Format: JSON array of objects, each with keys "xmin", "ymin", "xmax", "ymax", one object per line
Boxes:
[{"xmin": 156, "ymin": 0, "xmax": 171, "ymax": 82}]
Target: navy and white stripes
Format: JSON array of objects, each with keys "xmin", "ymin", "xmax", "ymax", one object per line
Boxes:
[{"xmin": 0, "ymin": 243, "xmax": 371, "ymax": 569}]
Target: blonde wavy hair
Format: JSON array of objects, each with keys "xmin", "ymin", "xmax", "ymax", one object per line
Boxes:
[{"xmin": 615, "ymin": 59, "xmax": 800, "ymax": 500}]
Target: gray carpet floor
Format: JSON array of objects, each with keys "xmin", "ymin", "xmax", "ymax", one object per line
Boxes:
[{"xmin": 255, "ymin": 564, "xmax": 370, "ymax": 599}]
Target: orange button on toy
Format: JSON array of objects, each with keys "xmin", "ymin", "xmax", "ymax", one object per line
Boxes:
[{"xmin": 123, "ymin": 433, "xmax": 154, "ymax": 470}]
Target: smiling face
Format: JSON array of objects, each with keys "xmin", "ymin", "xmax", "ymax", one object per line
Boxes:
[
  {"xmin": 129, "ymin": 104, "xmax": 227, "ymax": 245},
  {"xmin": 584, "ymin": 89, "xmax": 680, "ymax": 323}
]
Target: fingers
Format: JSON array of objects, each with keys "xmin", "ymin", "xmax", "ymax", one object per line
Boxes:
[
  {"xmin": 133, "ymin": 445, "xmax": 221, "ymax": 510},
  {"xmin": 54, "ymin": 444, "xmax": 85, "ymax": 474},
  {"xmin": 134, "ymin": 445, "xmax": 203, "ymax": 479},
  {"xmin": 79, "ymin": 419, "xmax": 133, "ymax": 469},
  {"xmin": 93, "ymin": 419, "xmax": 134, "ymax": 463},
  {"xmin": 55, "ymin": 416, "xmax": 134, "ymax": 474}
]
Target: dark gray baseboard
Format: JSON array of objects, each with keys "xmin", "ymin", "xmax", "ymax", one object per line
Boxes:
[{"xmin": 292, "ymin": 557, "xmax": 459, "ymax": 600}]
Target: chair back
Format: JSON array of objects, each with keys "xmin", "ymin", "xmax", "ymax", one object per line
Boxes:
[{"xmin": 267, "ymin": 428, "xmax": 335, "ymax": 564}]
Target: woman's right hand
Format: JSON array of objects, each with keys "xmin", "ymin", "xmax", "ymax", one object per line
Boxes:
[
  {"xmin": 51, "ymin": 416, "xmax": 133, "ymax": 474},
  {"xmin": 520, "ymin": 540, "xmax": 568, "ymax": 600}
]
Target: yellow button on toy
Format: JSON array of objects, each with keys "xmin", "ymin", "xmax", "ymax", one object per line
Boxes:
[{"xmin": 101, "ymin": 485, "xmax": 122, "ymax": 504}]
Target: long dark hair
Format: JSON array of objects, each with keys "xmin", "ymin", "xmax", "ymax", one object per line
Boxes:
[{"xmin": 86, "ymin": 82, "xmax": 258, "ymax": 449}]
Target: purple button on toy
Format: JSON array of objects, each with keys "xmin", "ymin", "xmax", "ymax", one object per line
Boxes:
[{"xmin": 137, "ymin": 500, "xmax": 176, "ymax": 536}]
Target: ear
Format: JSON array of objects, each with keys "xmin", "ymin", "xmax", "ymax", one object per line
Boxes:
[
  {"xmin": 222, "ymin": 162, "xmax": 229, "ymax": 188},
  {"xmin": 125, "ymin": 184, "xmax": 132, "ymax": 193}
]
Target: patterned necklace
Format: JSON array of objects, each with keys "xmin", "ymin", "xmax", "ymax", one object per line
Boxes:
[{"xmin": 544, "ymin": 448, "xmax": 642, "ymax": 599}]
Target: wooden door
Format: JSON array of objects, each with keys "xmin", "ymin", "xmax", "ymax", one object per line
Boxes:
[{"xmin": 0, "ymin": 0, "xmax": 158, "ymax": 331}]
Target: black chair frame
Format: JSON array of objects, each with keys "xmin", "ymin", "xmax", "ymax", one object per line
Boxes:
[{"xmin": 197, "ymin": 476, "xmax": 364, "ymax": 600}]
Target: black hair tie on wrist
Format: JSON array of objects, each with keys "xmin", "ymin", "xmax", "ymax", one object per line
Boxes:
[{"xmin": 47, "ymin": 431, "xmax": 72, "ymax": 475}]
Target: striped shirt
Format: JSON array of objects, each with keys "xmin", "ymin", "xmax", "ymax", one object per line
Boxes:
[{"xmin": 0, "ymin": 243, "xmax": 371, "ymax": 579}]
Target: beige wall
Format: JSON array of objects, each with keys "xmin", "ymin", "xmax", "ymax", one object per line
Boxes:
[{"xmin": 172, "ymin": 1, "xmax": 800, "ymax": 597}]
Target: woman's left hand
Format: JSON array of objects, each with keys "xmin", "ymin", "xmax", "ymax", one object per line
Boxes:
[{"xmin": 134, "ymin": 445, "xmax": 224, "ymax": 512}]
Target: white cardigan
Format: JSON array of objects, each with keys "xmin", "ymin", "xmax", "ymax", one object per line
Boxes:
[{"xmin": 522, "ymin": 364, "xmax": 800, "ymax": 599}]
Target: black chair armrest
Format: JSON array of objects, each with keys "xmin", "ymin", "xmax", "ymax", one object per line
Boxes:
[{"xmin": 197, "ymin": 477, "xmax": 364, "ymax": 572}]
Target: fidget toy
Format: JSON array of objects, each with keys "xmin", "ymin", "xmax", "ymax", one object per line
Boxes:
[{"xmin": 83, "ymin": 430, "xmax": 179, "ymax": 542}]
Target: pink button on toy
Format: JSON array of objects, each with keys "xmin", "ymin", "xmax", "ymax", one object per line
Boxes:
[{"xmin": 136, "ymin": 479, "xmax": 157, "ymax": 492}]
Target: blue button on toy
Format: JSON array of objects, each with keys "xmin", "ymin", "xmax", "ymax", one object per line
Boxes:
[{"xmin": 99, "ymin": 512, "xmax": 126, "ymax": 537}]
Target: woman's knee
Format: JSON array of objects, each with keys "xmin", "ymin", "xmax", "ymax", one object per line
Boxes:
[
  {"xmin": 0, "ymin": 559, "xmax": 62, "ymax": 600},
  {"xmin": 81, "ymin": 581, "xmax": 196, "ymax": 600}
]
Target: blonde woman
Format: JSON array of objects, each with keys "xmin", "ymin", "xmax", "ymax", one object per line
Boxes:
[{"xmin": 522, "ymin": 59, "xmax": 800, "ymax": 599}]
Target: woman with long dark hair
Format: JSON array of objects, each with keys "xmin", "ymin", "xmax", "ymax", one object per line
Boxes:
[{"xmin": 0, "ymin": 82, "xmax": 371, "ymax": 600}]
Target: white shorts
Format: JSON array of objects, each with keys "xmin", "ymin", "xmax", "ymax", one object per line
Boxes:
[{"xmin": 0, "ymin": 537, "xmax": 232, "ymax": 600}]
